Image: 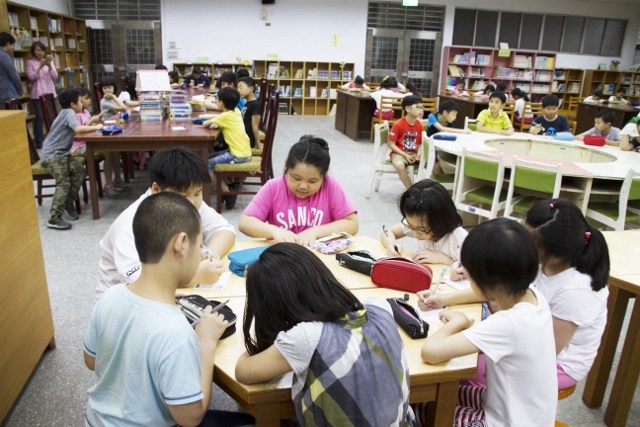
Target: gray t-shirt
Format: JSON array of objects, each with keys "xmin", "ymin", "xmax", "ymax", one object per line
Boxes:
[
  {"xmin": 585, "ymin": 126, "xmax": 622, "ymax": 141},
  {"xmin": 40, "ymin": 109, "xmax": 80, "ymax": 162},
  {"xmin": 100, "ymin": 98, "xmax": 118, "ymax": 118}
]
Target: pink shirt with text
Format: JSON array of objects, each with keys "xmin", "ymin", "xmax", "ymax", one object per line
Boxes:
[{"xmin": 243, "ymin": 175, "xmax": 357, "ymax": 234}]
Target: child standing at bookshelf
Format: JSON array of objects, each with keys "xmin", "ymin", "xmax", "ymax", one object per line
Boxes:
[
  {"xmin": 476, "ymin": 92, "xmax": 515, "ymax": 135},
  {"xmin": 27, "ymin": 41, "xmax": 57, "ymax": 149},
  {"xmin": 608, "ymin": 88, "xmax": 629, "ymax": 104},
  {"xmin": 511, "ymin": 88, "xmax": 533, "ymax": 125},
  {"xmin": 530, "ymin": 95, "xmax": 571, "ymax": 136},
  {"xmin": 576, "ymin": 109, "xmax": 622, "ymax": 146}
]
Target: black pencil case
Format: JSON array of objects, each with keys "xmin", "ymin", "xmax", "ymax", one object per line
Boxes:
[
  {"xmin": 177, "ymin": 295, "xmax": 236, "ymax": 339},
  {"xmin": 386, "ymin": 297, "xmax": 429, "ymax": 339},
  {"xmin": 335, "ymin": 250, "xmax": 377, "ymax": 276}
]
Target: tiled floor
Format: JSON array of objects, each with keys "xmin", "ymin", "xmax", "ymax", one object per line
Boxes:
[{"xmin": 1, "ymin": 116, "xmax": 638, "ymax": 426}]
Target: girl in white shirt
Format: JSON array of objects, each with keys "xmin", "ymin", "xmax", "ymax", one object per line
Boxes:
[
  {"xmin": 511, "ymin": 88, "xmax": 534, "ymax": 124},
  {"xmin": 381, "ymin": 179, "xmax": 468, "ymax": 281},
  {"xmin": 414, "ymin": 219, "xmax": 557, "ymax": 427}
]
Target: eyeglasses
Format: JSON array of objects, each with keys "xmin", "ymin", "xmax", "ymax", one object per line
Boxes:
[
  {"xmin": 411, "ymin": 105, "xmax": 425, "ymax": 110},
  {"xmin": 402, "ymin": 218, "xmax": 432, "ymax": 236}
]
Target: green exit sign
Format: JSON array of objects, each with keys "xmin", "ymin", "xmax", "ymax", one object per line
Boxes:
[{"xmin": 403, "ymin": 0, "xmax": 419, "ymax": 5}]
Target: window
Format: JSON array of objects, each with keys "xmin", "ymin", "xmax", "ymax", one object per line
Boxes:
[{"xmin": 452, "ymin": 8, "xmax": 627, "ymax": 56}]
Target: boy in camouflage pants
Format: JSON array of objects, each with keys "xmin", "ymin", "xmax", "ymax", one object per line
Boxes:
[{"xmin": 40, "ymin": 88, "xmax": 103, "ymax": 229}]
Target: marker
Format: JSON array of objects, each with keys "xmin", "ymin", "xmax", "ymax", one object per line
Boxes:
[
  {"xmin": 430, "ymin": 267, "xmax": 448, "ymax": 297},
  {"xmin": 191, "ymin": 299, "xmax": 229, "ymax": 328},
  {"xmin": 382, "ymin": 225, "xmax": 399, "ymax": 254}
]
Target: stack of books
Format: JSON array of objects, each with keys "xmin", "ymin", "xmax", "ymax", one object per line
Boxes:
[
  {"xmin": 139, "ymin": 92, "xmax": 165, "ymax": 122},
  {"xmin": 168, "ymin": 91, "xmax": 190, "ymax": 121}
]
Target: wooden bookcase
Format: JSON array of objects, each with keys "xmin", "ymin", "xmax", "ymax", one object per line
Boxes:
[
  {"xmin": 442, "ymin": 46, "xmax": 557, "ymax": 101},
  {"xmin": 3, "ymin": 1, "xmax": 90, "ymax": 138},
  {"xmin": 619, "ymin": 70, "xmax": 640, "ymax": 102},
  {"xmin": 172, "ymin": 62, "xmax": 254, "ymax": 88},
  {"xmin": 253, "ymin": 60, "xmax": 355, "ymax": 116},
  {"xmin": 582, "ymin": 69, "xmax": 640, "ymax": 103},
  {"xmin": 552, "ymin": 68, "xmax": 584, "ymax": 105}
]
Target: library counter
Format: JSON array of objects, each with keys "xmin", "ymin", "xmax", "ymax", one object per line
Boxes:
[{"xmin": 334, "ymin": 90, "xmax": 376, "ymax": 141}]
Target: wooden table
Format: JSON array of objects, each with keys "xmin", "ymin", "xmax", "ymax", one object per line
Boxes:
[
  {"xmin": 77, "ymin": 112, "xmax": 217, "ymax": 219},
  {"xmin": 439, "ymin": 95, "xmax": 488, "ymax": 129},
  {"xmin": 576, "ymin": 102, "xmax": 638, "ymax": 134},
  {"xmin": 582, "ymin": 230, "xmax": 640, "ymax": 427},
  {"xmin": 185, "ymin": 236, "xmax": 481, "ymax": 427},
  {"xmin": 334, "ymin": 90, "xmax": 377, "ymax": 141}
]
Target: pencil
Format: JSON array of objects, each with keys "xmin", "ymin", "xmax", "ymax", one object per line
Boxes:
[
  {"xmin": 192, "ymin": 299, "xmax": 230, "ymax": 328},
  {"xmin": 430, "ymin": 267, "xmax": 448, "ymax": 297},
  {"xmin": 382, "ymin": 225, "xmax": 399, "ymax": 254}
]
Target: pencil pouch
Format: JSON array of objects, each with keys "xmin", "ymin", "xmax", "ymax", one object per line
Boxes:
[
  {"xmin": 433, "ymin": 134, "xmax": 457, "ymax": 141},
  {"xmin": 371, "ymin": 257, "xmax": 433, "ymax": 293},
  {"xmin": 177, "ymin": 295, "xmax": 236, "ymax": 339},
  {"xmin": 555, "ymin": 131, "xmax": 574, "ymax": 141},
  {"xmin": 191, "ymin": 118, "xmax": 206, "ymax": 125},
  {"xmin": 227, "ymin": 245, "xmax": 269, "ymax": 277},
  {"xmin": 313, "ymin": 232, "xmax": 355, "ymax": 255},
  {"xmin": 100, "ymin": 125, "xmax": 123, "ymax": 135},
  {"xmin": 336, "ymin": 250, "xmax": 377, "ymax": 276},
  {"xmin": 386, "ymin": 297, "xmax": 429, "ymax": 339},
  {"xmin": 583, "ymin": 135, "xmax": 606, "ymax": 146}
]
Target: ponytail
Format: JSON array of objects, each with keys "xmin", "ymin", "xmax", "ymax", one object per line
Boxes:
[{"xmin": 576, "ymin": 225, "xmax": 610, "ymax": 291}]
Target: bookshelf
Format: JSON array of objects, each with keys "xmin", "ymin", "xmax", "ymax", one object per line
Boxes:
[
  {"xmin": 582, "ymin": 70, "xmax": 621, "ymax": 99},
  {"xmin": 441, "ymin": 46, "xmax": 557, "ymax": 101},
  {"xmin": 552, "ymin": 68, "xmax": 584, "ymax": 105},
  {"xmin": 4, "ymin": 1, "xmax": 90, "ymax": 132},
  {"xmin": 616, "ymin": 70, "xmax": 640, "ymax": 103},
  {"xmin": 253, "ymin": 60, "xmax": 355, "ymax": 116},
  {"xmin": 172, "ymin": 62, "xmax": 254, "ymax": 88}
]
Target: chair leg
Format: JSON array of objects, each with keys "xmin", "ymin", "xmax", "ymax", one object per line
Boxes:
[
  {"xmin": 37, "ymin": 179, "xmax": 43, "ymax": 205},
  {"xmin": 75, "ymin": 197, "xmax": 81, "ymax": 214},
  {"xmin": 95, "ymin": 160, "xmax": 104, "ymax": 199},
  {"xmin": 82, "ymin": 179, "xmax": 89, "ymax": 204},
  {"xmin": 374, "ymin": 171, "xmax": 383, "ymax": 192}
]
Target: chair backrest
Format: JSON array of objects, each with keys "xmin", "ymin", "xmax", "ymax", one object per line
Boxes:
[
  {"xmin": 417, "ymin": 131, "xmax": 437, "ymax": 180},
  {"xmin": 512, "ymin": 157, "xmax": 563, "ymax": 196},
  {"xmin": 257, "ymin": 76, "xmax": 268, "ymax": 129},
  {"xmin": 464, "ymin": 116, "xmax": 477, "ymax": 131},
  {"xmin": 421, "ymin": 97, "xmax": 437, "ymax": 115},
  {"xmin": 378, "ymin": 95, "xmax": 405, "ymax": 120},
  {"xmin": 93, "ymin": 82, "xmax": 103, "ymax": 110},
  {"xmin": 372, "ymin": 121, "xmax": 390, "ymax": 164},
  {"xmin": 4, "ymin": 98, "xmax": 39, "ymax": 165},
  {"xmin": 259, "ymin": 82, "xmax": 274, "ymax": 131},
  {"xmin": 568, "ymin": 96, "xmax": 582, "ymax": 112},
  {"xmin": 503, "ymin": 101, "xmax": 516, "ymax": 123},
  {"xmin": 259, "ymin": 90, "xmax": 279, "ymax": 172},
  {"xmin": 524, "ymin": 102, "xmax": 544, "ymax": 117},
  {"xmin": 463, "ymin": 149, "xmax": 503, "ymax": 183},
  {"xmin": 39, "ymin": 93, "xmax": 58, "ymax": 132},
  {"xmin": 366, "ymin": 82, "xmax": 380, "ymax": 91}
]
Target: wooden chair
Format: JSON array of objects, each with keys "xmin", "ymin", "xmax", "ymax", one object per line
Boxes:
[
  {"xmin": 213, "ymin": 90, "xmax": 280, "ymax": 212},
  {"xmin": 421, "ymin": 97, "xmax": 438, "ymax": 116},
  {"xmin": 366, "ymin": 82, "xmax": 380, "ymax": 91},
  {"xmin": 586, "ymin": 169, "xmax": 640, "ymax": 230},
  {"xmin": 503, "ymin": 101, "xmax": 516, "ymax": 124},
  {"xmin": 39, "ymin": 93, "xmax": 58, "ymax": 132},
  {"xmin": 555, "ymin": 385, "xmax": 577, "ymax": 427},
  {"xmin": 417, "ymin": 132, "xmax": 455, "ymax": 190},
  {"xmin": 464, "ymin": 117, "xmax": 477, "ymax": 131},
  {"xmin": 258, "ymin": 78, "xmax": 270, "ymax": 131},
  {"xmin": 93, "ymin": 82, "xmax": 102, "ymax": 109},
  {"xmin": 370, "ymin": 95, "xmax": 405, "ymax": 142},
  {"xmin": 514, "ymin": 102, "xmax": 543, "ymax": 132}
]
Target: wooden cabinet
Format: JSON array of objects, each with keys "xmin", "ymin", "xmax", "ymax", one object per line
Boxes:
[
  {"xmin": 552, "ymin": 68, "xmax": 584, "ymax": 106},
  {"xmin": 0, "ymin": 111, "xmax": 55, "ymax": 423}
]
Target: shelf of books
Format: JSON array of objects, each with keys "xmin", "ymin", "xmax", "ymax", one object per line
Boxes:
[
  {"xmin": 583, "ymin": 69, "xmax": 640, "ymax": 103},
  {"xmin": 5, "ymin": 1, "xmax": 90, "ymax": 136},
  {"xmin": 253, "ymin": 60, "xmax": 355, "ymax": 116},
  {"xmin": 552, "ymin": 68, "xmax": 584, "ymax": 105},
  {"xmin": 441, "ymin": 46, "xmax": 556, "ymax": 101},
  {"xmin": 619, "ymin": 70, "xmax": 640, "ymax": 102},
  {"xmin": 172, "ymin": 62, "xmax": 254, "ymax": 88}
]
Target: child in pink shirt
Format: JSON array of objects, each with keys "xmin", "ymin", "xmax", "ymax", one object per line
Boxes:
[
  {"xmin": 70, "ymin": 87, "xmax": 105, "ymax": 155},
  {"xmin": 239, "ymin": 136, "xmax": 358, "ymax": 247}
]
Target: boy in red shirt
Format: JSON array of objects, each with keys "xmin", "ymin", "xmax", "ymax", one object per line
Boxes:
[{"xmin": 388, "ymin": 95, "xmax": 424, "ymax": 189}]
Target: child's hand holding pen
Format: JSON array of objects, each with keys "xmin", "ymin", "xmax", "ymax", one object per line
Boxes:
[
  {"xmin": 382, "ymin": 225, "xmax": 402, "ymax": 256},
  {"xmin": 417, "ymin": 266, "xmax": 448, "ymax": 310},
  {"xmin": 449, "ymin": 262, "xmax": 467, "ymax": 281}
]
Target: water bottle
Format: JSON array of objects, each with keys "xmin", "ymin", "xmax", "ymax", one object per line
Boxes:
[{"xmin": 547, "ymin": 127, "xmax": 556, "ymax": 138}]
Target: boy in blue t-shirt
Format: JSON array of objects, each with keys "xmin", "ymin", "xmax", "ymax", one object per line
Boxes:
[
  {"xmin": 426, "ymin": 100, "xmax": 472, "ymax": 137},
  {"xmin": 530, "ymin": 95, "xmax": 570, "ymax": 136}
]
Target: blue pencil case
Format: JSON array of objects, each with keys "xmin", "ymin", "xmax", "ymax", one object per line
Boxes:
[
  {"xmin": 433, "ymin": 134, "xmax": 457, "ymax": 140},
  {"xmin": 100, "ymin": 125, "xmax": 123, "ymax": 135},
  {"xmin": 191, "ymin": 118, "xmax": 206, "ymax": 125},
  {"xmin": 227, "ymin": 245, "xmax": 270, "ymax": 276},
  {"xmin": 555, "ymin": 132, "xmax": 574, "ymax": 141}
]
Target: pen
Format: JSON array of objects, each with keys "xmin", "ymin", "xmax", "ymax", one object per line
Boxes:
[
  {"xmin": 191, "ymin": 299, "xmax": 229, "ymax": 328},
  {"xmin": 430, "ymin": 267, "xmax": 448, "ymax": 297},
  {"xmin": 382, "ymin": 225, "xmax": 399, "ymax": 254}
]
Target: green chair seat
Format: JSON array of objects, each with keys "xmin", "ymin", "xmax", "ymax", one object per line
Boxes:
[
  {"xmin": 588, "ymin": 202, "xmax": 640, "ymax": 223},
  {"xmin": 466, "ymin": 186, "xmax": 508, "ymax": 205},
  {"xmin": 214, "ymin": 157, "xmax": 262, "ymax": 173},
  {"xmin": 31, "ymin": 161, "xmax": 50, "ymax": 176},
  {"xmin": 431, "ymin": 173, "xmax": 455, "ymax": 184}
]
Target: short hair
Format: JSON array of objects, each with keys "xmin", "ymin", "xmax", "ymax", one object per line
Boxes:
[
  {"xmin": 399, "ymin": 179, "xmax": 462, "ymax": 241},
  {"xmin": 496, "ymin": 82, "xmax": 507, "ymax": 92},
  {"xmin": 30, "ymin": 41, "xmax": 47, "ymax": 56},
  {"xmin": 236, "ymin": 68, "xmax": 250, "ymax": 78},
  {"xmin": 484, "ymin": 84, "xmax": 495, "ymax": 93},
  {"xmin": 77, "ymin": 86, "xmax": 91, "ymax": 97},
  {"xmin": 215, "ymin": 71, "xmax": 237, "ymax": 89},
  {"xmin": 380, "ymin": 76, "xmax": 398, "ymax": 89},
  {"xmin": 402, "ymin": 95, "xmax": 422, "ymax": 111},
  {"xmin": 99, "ymin": 76, "xmax": 117, "ymax": 93},
  {"xmin": 405, "ymin": 82, "xmax": 421, "ymax": 98},
  {"xmin": 593, "ymin": 90, "xmax": 603, "ymax": 98},
  {"xmin": 616, "ymin": 87, "xmax": 626, "ymax": 94},
  {"xmin": 192, "ymin": 67, "xmax": 202, "ymax": 75},
  {"xmin": 439, "ymin": 100, "xmax": 459, "ymax": 114},
  {"xmin": 456, "ymin": 80, "xmax": 465, "ymax": 87},
  {"xmin": 489, "ymin": 91, "xmax": 507, "ymax": 104},
  {"xmin": 461, "ymin": 218, "xmax": 538, "ymax": 298},
  {"xmin": 216, "ymin": 86, "xmax": 240, "ymax": 110},
  {"xmin": 525, "ymin": 199, "xmax": 609, "ymax": 291},
  {"xmin": 57, "ymin": 88, "xmax": 82, "ymax": 109},
  {"xmin": 541, "ymin": 94, "xmax": 560, "ymax": 108},
  {"xmin": 148, "ymin": 147, "xmax": 211, "ymax": 192},
  {"xmin": 155, "ymin": 64, "xmax": 168, "ymax": 70},
  {"xmin": 355, "ymin": 75, "xmax": 364, "ymax": 85},
  {"xmin": 0, "ymin": 32, "xmax": 16, "ymax": 47},
  {"xmin": 125, "ymin": 78, "xmax": 137, "ymax": 101},
  {"xmin": 244, "ymin": 243, "xmax": 362, "ymax": 355},
  {"xmin": 133, "ymin": 192, "xmax": 201, "ymax": 265},
  {"xmin": 168, "ymin": 71, "xmax": 179, "ymax": 83},
  {"xmin": 595, "ymin": 109, "xmax": 614, "ymax": 125},
  {"xmin": 237, "ymin": 76, "xmax": 256, "ymax": 90},
  {"xmin": 285, "ymin": 135, "xmax": 331, "ymax": 178}
]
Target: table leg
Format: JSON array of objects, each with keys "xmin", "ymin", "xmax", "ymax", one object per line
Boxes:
[
  {"xmin": 255, "ymin": 403, "xmax": 282, "ymax": 427},
  {"xmin": 423, "ymin": 381, "xmax": 459, "ymax": 427},
  {"xmin": 86, "ymin": 144, "xmax": 101, "ymax": 220},
  {"xmin": 582, "ymin": 286, "xmax": 629, "ymax": 407},
  {"xmin": 604, "ymin": 295, "xmax": 640, "ymax": 427},
  {"xmin": 201, "ymin": 142, "xmax": 211, "ymax": 206}
]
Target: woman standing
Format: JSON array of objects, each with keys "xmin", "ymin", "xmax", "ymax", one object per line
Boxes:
[{"xmin": 27, "ymin": 41, "xmax": 57, "ymax": 148}]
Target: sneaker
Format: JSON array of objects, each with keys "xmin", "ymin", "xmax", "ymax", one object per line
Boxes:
[
  {"xmin": 64, "ymin": 203, "xmax": 79, "ymax": 220},
  {"xmin": 113, "ymin": 179, "xmax": 133, "ymax": 192},
  {"xmin": 104, "ymin": 184, "xmax": 119, "ymax": 199},
  {"xmin": 47, "ymin": 216, "xmax": 71, "ymax": 230}
]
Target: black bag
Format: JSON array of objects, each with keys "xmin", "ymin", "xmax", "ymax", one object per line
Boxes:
[
  {"xmin": 177, "ymin": 295, "xmax": 237, "ymax": 339},
  {"xmin": 386, "ymin": 297, "xmax": 429, "ymax": 339},
  {"xmin": 335, "ymin": 250, "xmax": 377, "ymax": 276}
]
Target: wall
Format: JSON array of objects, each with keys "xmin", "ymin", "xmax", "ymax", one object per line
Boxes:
[
  {"xmin": 160, "ymin": 0, "xmax": 369, "ymax": 75},
  {"xmin": 10, "ymin": 0, "xmax": 70, "ymax": 15}
]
